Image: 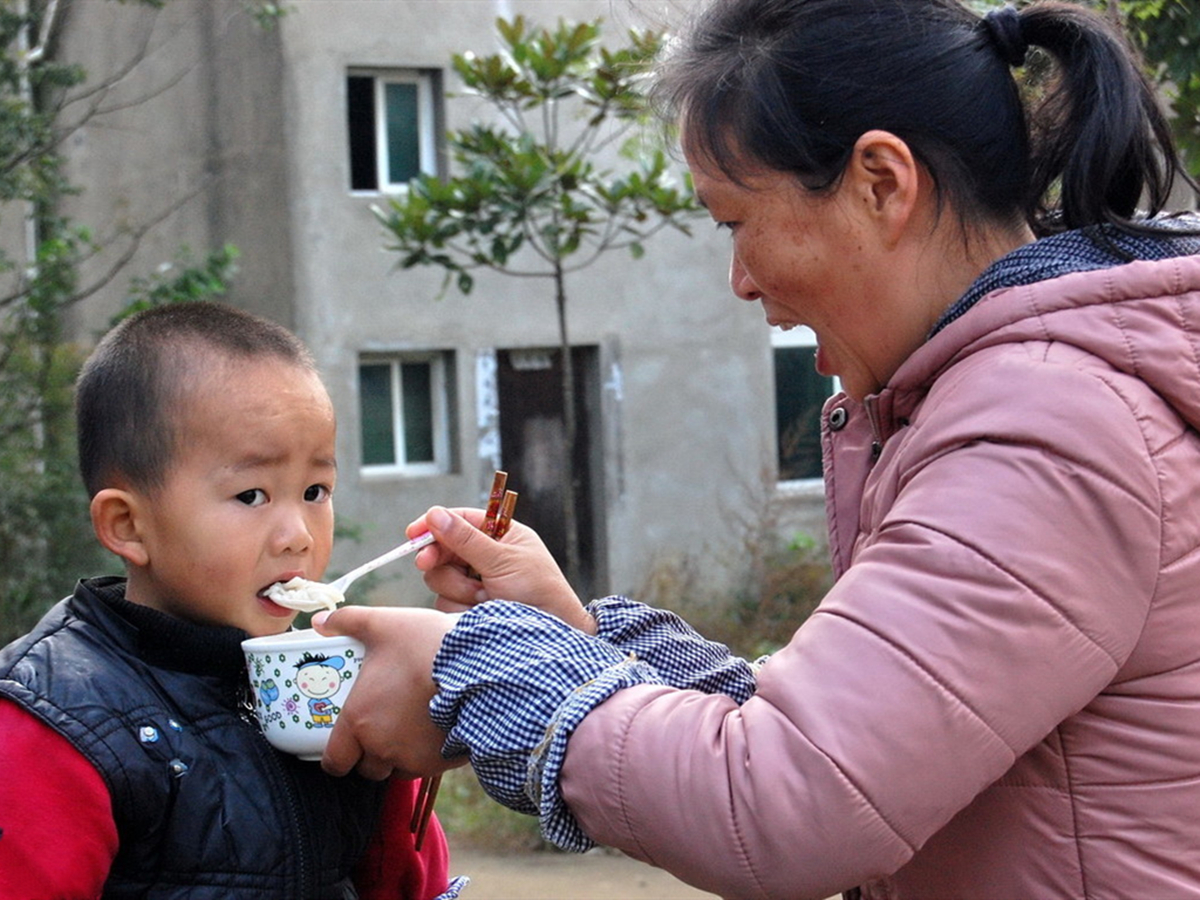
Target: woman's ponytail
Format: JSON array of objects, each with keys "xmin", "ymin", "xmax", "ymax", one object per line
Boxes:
[{"xmin": 1020, "ymin": 1, "xmax": 1192, "ymax": 233}]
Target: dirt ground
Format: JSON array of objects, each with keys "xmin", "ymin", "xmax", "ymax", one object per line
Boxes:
[{"xmin": 447, "ymin": 842, "xmax": 721, "ymax": 900}]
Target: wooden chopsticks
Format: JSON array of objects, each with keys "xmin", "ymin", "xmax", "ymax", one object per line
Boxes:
[
  {"xmin": 493, "ymin": 487, "xmax": 518, "ymax": 539},
  {"xmin": 482, "ymin": 469, "xmax": 508, "ymax": 536},
  {"xmin": 411, "ymin": 470, "xmax": 517, "ymax": 850},
  {"xmin": 410, "ymin": 775, "xmax": 438, "ymax": 849}
]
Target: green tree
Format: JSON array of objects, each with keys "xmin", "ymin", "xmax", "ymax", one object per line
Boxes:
[
  {"xmin": 375, "ymin": 16, "xmax": 702, "ymax": 586},
  {"xmin": 1118, "ymin": 0, "xmax": 1200, "ymax": 178},
  {"xmin": 0, "ymin": 1, "xmax": 244, "ymax": 644}
]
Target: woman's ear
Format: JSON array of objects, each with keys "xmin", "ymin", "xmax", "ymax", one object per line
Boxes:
[
  {"xmin": 90, "ymin": 488, "xmax": 150, "ymax": 568},
  {"xmin": 846, "ymin": 129, "xmax": 924, "ymax": 247}
]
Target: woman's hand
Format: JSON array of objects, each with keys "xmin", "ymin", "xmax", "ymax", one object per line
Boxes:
[
  {"xmin": 313, "ymin": 605, "xmax": 465, "ymax": 781},
  {"xmin": 410, "ymin": 506, "xmax": 596, "ymax": 634}
]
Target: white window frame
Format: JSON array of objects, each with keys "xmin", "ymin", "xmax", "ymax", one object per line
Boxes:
[
  {"xmin": 359, "ymin": 352, "xmax": 450, "ymax": 477},
  {"xmin": 772, "ymin": 326, "xmax": 838, "ymax": 489},
  {"xmin": 348, "ymin": 69, "xmax": 439, "ymax": 194}
]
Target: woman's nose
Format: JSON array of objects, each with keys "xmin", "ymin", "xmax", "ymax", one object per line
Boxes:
[{"xmin": 730, "ymin": 254, "xmax": 761, "ymax": 301}]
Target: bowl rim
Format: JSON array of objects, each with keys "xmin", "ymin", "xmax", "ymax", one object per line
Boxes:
[{"xmin": 241, "ymin": 627, "xmax": 365, "ymax": 653}]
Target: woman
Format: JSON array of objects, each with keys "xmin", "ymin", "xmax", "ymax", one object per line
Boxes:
[{"xmin": 318, "ymin": 1, "xmax": 1200, "ymax": 897}]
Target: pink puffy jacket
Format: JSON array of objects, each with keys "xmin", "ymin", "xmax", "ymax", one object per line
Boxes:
[{"xmin": 560, "ymin": 255, "xmax": 1200, "ymax": 899}]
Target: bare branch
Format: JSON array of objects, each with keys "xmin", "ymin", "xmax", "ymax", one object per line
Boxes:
[
  {"xmin": 0, "ymin": 177, "xmax": 212, "ymax": 313},
  {"xmin": 66, "ymin": 181, "xmax": 212, "ymax": 308},
  {"xmin": 24, "ymin": 0, "xmax": 62, "ymax": 65},
  {"xmin": 55, "ymin": 9, "xmax": 201, "ymax": 134}
]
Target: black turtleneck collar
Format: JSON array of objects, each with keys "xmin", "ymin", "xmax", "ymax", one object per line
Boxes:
[{"xmin": 77, "ymin": 577, "xmax": 251, "ymax": 679}]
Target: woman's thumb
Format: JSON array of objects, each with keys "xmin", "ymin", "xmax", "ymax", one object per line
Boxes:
[
  {"xmin": 426, "ymin": 505, "xmax": 494, "ymax": 567},
  {"xmin": 312, "ymin": 605, "xmax": 367, "ymax": 639}
]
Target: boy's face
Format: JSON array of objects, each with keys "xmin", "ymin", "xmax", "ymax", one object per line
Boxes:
[{"xmin": 129, "ymin": 355, "xmax": 337, "ymax": 637}]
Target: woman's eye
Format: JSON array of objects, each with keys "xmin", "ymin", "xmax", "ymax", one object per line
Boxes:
[
  {"xmin": 304, "ymin": 484, "xmax": 332, "ymax": 503},
  {"xmin": 714, "ymin": 221, "xmax": 735, "ymax": 233},
  {"xmin": 236, "ymin": 489, "xmax": 268, "ymax": 507}
]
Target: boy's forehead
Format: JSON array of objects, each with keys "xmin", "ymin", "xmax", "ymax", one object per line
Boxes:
[
  {"xmin": 179, "ymin": 352, "xmax": 328, "ymax": 406},
  {"xmin": 170, "ymin": 354, "xmax": 334, "ymax": 454}
]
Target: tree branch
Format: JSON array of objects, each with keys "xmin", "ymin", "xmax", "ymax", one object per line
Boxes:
[{"xmin": 23, "ymin": 0, "xmax": 62, "ymax": 65}]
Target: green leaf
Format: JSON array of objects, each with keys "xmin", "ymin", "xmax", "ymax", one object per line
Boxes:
[{"xmin": 376, "ymin": 14, "xmax": 704, "ymax": 301}]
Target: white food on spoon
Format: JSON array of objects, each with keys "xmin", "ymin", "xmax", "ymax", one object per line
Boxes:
[
  {"xmin": 263, "ymin": 532, "xmax": 436, "ymax": 613},
  {"xmin": 264, "ymin": 577, "xmax": 345, "ymax": 612}
]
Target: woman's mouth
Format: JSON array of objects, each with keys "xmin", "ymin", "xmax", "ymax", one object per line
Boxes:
[
  {"xmin": 815, "ymin": 343, "xmax": 833, "ymax": 376},
  {"xmin": 766, "ymin": 313, "xmax": 809, "ymax": 333}
]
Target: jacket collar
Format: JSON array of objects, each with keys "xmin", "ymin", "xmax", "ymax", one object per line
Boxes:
[
  {"xmin": 72, "ymin": 577, "xmax": 249, "ymax": 680},
  {"xmin": 863, "ymin": 243, "xmax": 1200, "ymax": 444}
]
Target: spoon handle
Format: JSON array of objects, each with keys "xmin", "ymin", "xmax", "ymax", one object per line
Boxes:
[{"xmin": 329, "ymin": 532, "xmax": 436, "ymax": 592}]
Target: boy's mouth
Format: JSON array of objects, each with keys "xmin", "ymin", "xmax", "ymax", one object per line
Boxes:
[
  {"xmin": 257, "ymin": 593, "xmax": 298, "ymax": 617},
  {"xmin": 258, "ymin": 578, "xmax": 303, "ymax": 617}
]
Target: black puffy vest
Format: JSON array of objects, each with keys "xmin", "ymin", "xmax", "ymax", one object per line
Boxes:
[{"xmin": 0, "ymin": 577, "xmax": 388, "ymax": 899}]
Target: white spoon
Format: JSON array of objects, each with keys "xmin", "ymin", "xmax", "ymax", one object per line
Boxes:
[{"xmin": 265, "ymin": 532, "xmax": 436, "ymax": 612}]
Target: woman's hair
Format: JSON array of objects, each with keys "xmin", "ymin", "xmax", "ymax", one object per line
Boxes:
[
  {"xmin": 76, "ymin": 301, "xmax": 316, "ymax": 498},
  {"xmin": 653, "ymin": 0, "xmax": 1195, "ymax": 236}
]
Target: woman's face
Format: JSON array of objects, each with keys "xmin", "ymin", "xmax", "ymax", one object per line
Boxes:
[{"xmin": 688, "ymin": 149, "xmax": 918, "ymax": 401}]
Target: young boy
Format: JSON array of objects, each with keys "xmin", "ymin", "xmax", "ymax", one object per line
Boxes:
[{"xmin": 0, "ymin": 302, "xmax": 462, "ymax": 899}]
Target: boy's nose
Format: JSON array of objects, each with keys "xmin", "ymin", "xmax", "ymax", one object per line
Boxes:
[{"xmin": 275, "ymin": 508, "xmax": 314, "ymax": 555}]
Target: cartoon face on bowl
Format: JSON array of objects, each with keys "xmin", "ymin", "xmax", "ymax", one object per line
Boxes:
[
  {"xmin": 295, "ymin": 653, "xmax": 346, "ymax": 728},
  {"xmin": 241, "ymin": 629, "xmax": 365, "ymax": 760}
]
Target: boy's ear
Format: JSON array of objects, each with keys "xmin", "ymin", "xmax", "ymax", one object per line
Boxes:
[{"xmin": 90, "ymin": 488, "xmax": 150, "ymax": 568}]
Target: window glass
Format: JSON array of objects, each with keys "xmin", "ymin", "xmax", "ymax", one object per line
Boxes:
[
  {"xmin": 774, "ymin": 345, "xmax": 833, "ymax": 481},
  {"xmin": 358, "ymin": 353, "xmax": 453, "ymax": 474},
  {"xmin": 400, "ymin": 360, "xmax": 434, "ymax": 463},
  {"xmin": 346, "ymin": 70, "xmax": 438, "ymax": 192},
  {"xmin": 347, "ymin": 75, "xmax": 378, "ymax": 191},
  {"xmin": 359, "ymin": 363, "xmax": 395, "ymax": 466},
  {"xmin": 384, "ymin": 81, "xmax": 421, "ymax": 185}
]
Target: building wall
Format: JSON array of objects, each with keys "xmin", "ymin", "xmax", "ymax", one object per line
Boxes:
[
  {"xmin": 57, "ymin": 0, "xmax": 296, "ymax": 335},
  {"xmin": 54, "ymin": 0, "xmax": 828, "ymax": 608}
]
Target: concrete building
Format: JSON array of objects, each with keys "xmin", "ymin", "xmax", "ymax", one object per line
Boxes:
[{"xmin": 54, "ymin": 0, "xmax": 830, "ymax": 609}]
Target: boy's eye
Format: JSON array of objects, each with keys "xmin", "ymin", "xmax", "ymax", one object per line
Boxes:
[
  {"xmin": 236, "ymin": 489, "xmax": 268, "ymax": 507},
  {"xmin": 304, "ymin": 484, "xmax": 331, "ymax": 503}
]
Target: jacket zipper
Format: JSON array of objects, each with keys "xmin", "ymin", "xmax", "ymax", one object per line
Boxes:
[
  {"xmin": 863, "ymin": 395, "xmax": 886, "ymax": 460},
  {"xmin": 237, "ymin": 683, "xmax": 313, "ymax": 896}
]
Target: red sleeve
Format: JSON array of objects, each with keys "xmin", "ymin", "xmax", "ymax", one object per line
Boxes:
[
  {"xmin": 0, "ymin": 697, "xmax": 116, "ymax": 899},
  {"xmin": 354, "ymin": 776, "xmax": 451, "ymax": 900}
]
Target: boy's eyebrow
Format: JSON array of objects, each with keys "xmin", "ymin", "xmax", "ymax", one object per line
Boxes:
[{"xmin": 228, "ymin": 453, "xmax": 338, "ymax": 473}]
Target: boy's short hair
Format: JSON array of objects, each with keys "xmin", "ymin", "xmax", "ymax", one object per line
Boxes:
[{"xmin": 76, "ymin": 301, "xmax": 316, "ymax": 498}]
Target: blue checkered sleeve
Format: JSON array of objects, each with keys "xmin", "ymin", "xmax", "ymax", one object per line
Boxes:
[
  {"xmin": 429, "ymin": 598, "xmax": 757, "ymax": 851},
  {"xmin": 588, "ymin": 595, "xmax": 757, "ymax": 701}
]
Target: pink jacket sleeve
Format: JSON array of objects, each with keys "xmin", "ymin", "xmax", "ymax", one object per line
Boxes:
[{"xmin": 560, "ymin": 355, "xmax": 1161, "ymax": 899}]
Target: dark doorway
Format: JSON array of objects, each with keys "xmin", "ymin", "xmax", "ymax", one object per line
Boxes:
[{"xmin": 497, "ymin": 346, "xmax": 604, "ymax": 597}]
